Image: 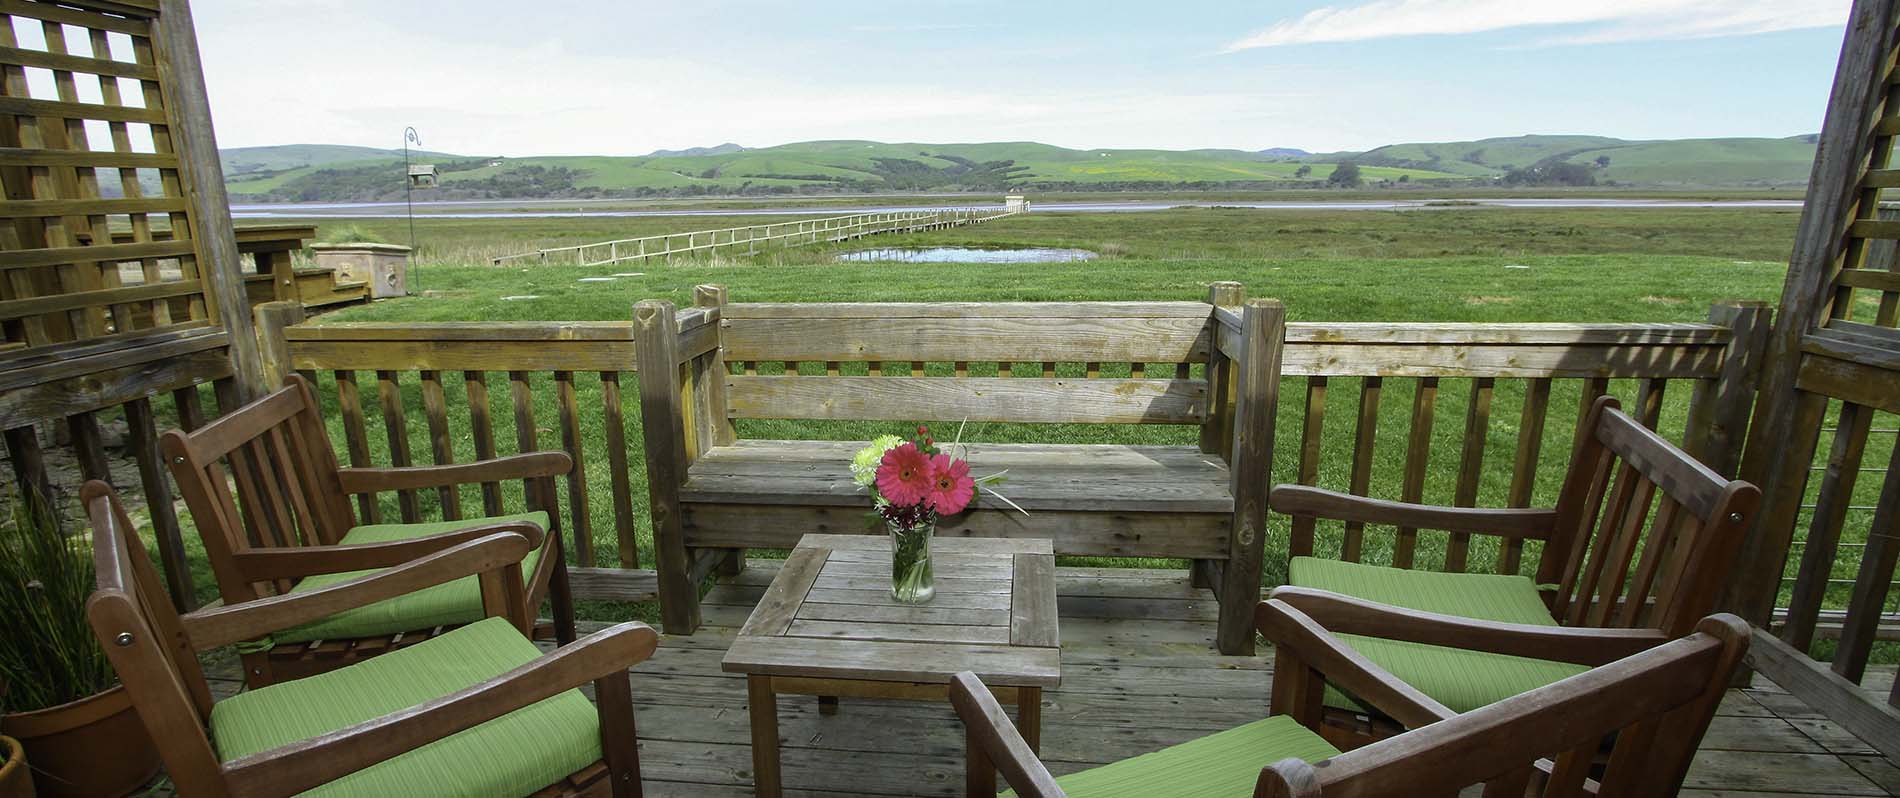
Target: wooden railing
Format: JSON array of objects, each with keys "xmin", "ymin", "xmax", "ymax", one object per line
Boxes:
[
  {"xmin": 270, "ymin": 294, "xmax": 1773, "ymax": 612},
  {"xmin": 490, "ymin": 207, "xmax": 1014, "ymax": 266},
  {"xmin": 271, "ymin": 310, "xmax": 723, "ymax": 603}
]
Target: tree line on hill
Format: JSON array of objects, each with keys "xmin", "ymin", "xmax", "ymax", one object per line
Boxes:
[
  {"xmin": 228, "ymin": 152, "xmax": 1038, "ymax": 202},
  {"xmin": 227, "ymin": 153, "xmax": 1610, "ymax": 203}
]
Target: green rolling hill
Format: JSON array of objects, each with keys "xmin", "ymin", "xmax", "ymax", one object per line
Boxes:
[
  {"xmin": 1330, "ymin": 134, "xmax": 1817, "ymax": 186},
  {"xmin": 220, "ymin": 134, "xmax": 1818, "ymax": 202}
]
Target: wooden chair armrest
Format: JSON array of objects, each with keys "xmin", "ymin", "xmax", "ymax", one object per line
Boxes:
[
  {"xmin": 949, "ymin": 672, "xmax": 1065, "ymax": 798},
  {"xmin": 1269, "ymin": 484, "xmax": 1556, "ymax": 539},
  {"xmin": 335, "ymin": 451, "xmax": 572, "ymax": 494},
  {"xmin": 1257, "ymin": 599, "xmax": 1454, "ymax": 729},
  {"xmin": 230, "ymin": 521, "xmax": 547, "ymax": 580},
  {"xmin": 1267, "ymin": 587, "xmax": 1671, "ymax": 666},
  {"xmin": 220, "ymin": 622, "xmax": 660, "ymax": 798},
  {"xmin": 182, "ymin": 532, "xmax": 533, "ymax": 649}
]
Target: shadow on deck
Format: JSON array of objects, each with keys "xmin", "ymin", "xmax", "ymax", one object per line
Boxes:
[{"xmin": 202, "ymin": 562, "xmax": 1900, "ymax": 797}]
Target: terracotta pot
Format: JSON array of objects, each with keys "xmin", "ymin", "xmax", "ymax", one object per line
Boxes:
[
  {"xmin": 0, "ymin": 735, "xmax": 33, "ymax": 798},
  {"xmin": 4, "ymin": 686, "xmax": 158, "ymax": 797}
]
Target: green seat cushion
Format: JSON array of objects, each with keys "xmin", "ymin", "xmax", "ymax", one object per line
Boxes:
[
  {"xmin": 211, "ymin": 616, "xmax": 600, "ymax": 797},
  {"xmin": 1288, "ymin": 557, "xmax": 1589, "ymax": 714},
  {"xmin": 1005, "ymin": 716, "xmax": 1340, "ymax": 798},
  {"xmin": 272, "ymin": 511, "xmax": 548, "ymax": 645}
]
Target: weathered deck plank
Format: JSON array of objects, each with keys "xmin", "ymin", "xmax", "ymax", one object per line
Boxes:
[{"xmin": 167, "ymin": 560, "xmax": 1894, "ymax": 797}]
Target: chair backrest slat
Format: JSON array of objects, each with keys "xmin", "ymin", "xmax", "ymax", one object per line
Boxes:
[
  {"xmin": 1584, "ymin": 473, "xmax": 1659, "ymax": 628},
  {"xmin": 1617, "ymin": 496, "xmax": 1686, "ymax": 627},
  {"xmin": 264, "ymin": 425, "xmax": 321, "ymax": 547}
]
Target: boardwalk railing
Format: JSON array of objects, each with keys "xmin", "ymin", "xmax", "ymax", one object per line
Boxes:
[{"xmin": 491, "ymin": 207, "xmax": 1015, "ymax": 266}]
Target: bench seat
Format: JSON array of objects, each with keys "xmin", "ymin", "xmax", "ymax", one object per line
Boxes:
[{"xmin": 679, "ymin": 440, "xmax": 1234, "ymax": 558}]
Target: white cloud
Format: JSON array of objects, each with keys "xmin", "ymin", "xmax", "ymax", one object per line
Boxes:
[
  {"xmin": 190, "ymin": 2, "xmax": 1307, "ymax": 155},
  {"xmin": 1224, "ymin": 0, "xmax": 1847, "ymax": 51}
]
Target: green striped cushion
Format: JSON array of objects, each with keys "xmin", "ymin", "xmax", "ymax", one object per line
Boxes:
[
  {"xmin": 273, "ymin": 511, "xmax": 548, "ymax": 645},
  {"xmin": 1004, "ymin": 716, "xmax": 1340, "ymax": 798},
  {"xmin": 1288, "ymin": 557, "xmax": 1589, "ymax": 714},
  {"xmin": 211, "ymin": 616, "xmax": 600, "ymax": 797}
]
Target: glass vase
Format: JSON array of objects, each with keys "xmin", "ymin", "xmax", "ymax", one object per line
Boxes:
[{"xmin": 887, "ymin": 516, "xmax": 935, "ymax": 604}]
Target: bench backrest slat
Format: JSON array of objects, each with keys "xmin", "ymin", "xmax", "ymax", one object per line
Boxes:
[
  {"xmin": 722, "ymin": 315, "xmax": 1212, "ymax": 364},
  {"xmin": 720, "ymin": 302, "xmax": 1221, "ymax": 425},
  {"xmin": 726, "ymin": 375, "xmax": 1206, "ymax": 424}
]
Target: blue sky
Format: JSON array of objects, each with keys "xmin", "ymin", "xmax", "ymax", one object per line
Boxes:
[{"xmin": 191, "ymin": 0, "xmax": 1851, "ymax": 156}]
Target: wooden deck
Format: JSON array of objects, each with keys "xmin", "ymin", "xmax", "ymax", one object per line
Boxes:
[{"xmin": 192, "ymin": 561, "xmax": 1900, "ymax": 797}]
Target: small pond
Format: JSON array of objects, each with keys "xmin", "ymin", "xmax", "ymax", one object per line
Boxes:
[{"xmin": 836, "ymin": 246, "xmax": 1097, "ymax": 263}]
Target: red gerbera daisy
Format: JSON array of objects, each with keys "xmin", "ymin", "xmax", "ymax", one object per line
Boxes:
[
  {"xmin": 924, "ymin": 453, "xmax": 975, "ymax": 515},
  {"xmin": 876, "ymin": 443, "xmax": 933, "ymax": 507}
]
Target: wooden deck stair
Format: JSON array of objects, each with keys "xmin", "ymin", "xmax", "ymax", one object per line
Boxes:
[{"xmin": 171, "ymin": 560, "xmax": 1900, "ymax": 796}]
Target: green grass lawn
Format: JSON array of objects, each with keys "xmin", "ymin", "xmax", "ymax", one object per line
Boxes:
[{"xmin": 145, "ymin": 206, "xmax": 1893, "ymax": 660}]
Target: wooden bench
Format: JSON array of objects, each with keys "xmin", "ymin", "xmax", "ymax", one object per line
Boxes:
[{"xmin": 635, "ymin": 284, "xmax": 1285, "ymax": 654}]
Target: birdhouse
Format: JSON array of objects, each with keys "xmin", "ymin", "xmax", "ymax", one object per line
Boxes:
[{"xmin": 408, "ymin": 163, "xmax": 438, "ymax": 188}]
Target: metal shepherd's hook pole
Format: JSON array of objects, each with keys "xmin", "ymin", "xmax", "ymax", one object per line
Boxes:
[{"xmin": 403, "ymin": 126, "xmax": 421, "ymax": 291}]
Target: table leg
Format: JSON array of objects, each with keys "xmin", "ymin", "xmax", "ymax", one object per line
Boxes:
[
  {"xmin": 818, "ymin": 695, "xmax": 839, "ymax": 715},
  {"xmin": 748, "ymin": 675, "xmax": 782, "ymax": 797},
  {"xmin": 1017, "ymin": 686, "xmax": 1042, "ymax": 753}
]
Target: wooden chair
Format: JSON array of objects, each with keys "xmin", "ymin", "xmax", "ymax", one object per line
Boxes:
[
  {"xmin": 82, "ymin": 481, "xmax": 650, "ymax": 798},
  {"xmin": 952, "ymin": 599, "xmax": 1750, "ymax": 797},
  {"xmin": 1265, "ymin": 395, "xmax": 1758, "ymax": 741},
  {"xmin": 162, "ymin": 375, "xmax": 577, "ymax": 686}
]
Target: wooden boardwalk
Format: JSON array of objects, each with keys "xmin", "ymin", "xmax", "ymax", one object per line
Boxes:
[{"xmin": 191, "ymin": 561, "xmax": 1900, "ymax": 797}]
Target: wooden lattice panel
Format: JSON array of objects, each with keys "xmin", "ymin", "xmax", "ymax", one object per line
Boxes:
[
  {"xmin": 1821, "ymin": 10, "xmax": 1900, "ymax": 337},
  {"xmin": 0, "ymin": 0, "xmax": 211, "ymax": 355}
]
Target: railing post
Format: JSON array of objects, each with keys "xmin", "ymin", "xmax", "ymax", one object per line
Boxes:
[
  {"xmin": 1217, "ymin": 298, "xmax": 1284, "ymax": 656},
  {"xmin": 253, "ymin": 300, "xmax": 304, "ymax": 389},
  {"xmin": 1200, "ymin": 282, "xmax": 1245, "ymax": 456},
  {"xmin": 1196, "ymin": 281, "xmax": 1245, "ymax": 592},
  {"xmin": 1685, "ymin": 300, "xmax": 1772, "ymax": 478},
  {"xmin": 634, "ymin": 299, "xmax": 701, "ymax": 633}
]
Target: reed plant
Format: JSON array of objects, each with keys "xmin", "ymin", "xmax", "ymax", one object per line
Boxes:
[{"xmin": 0, "ymin": 503, "xmax": 113, "ymax": 713}]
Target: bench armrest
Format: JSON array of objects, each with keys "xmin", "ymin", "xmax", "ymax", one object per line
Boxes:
[
  {"xmin": 1256, "ymin": 598, "xmax": 1454, "ymax": 730},
  {"xmin": 220, "ymin": 622, "xmax": 660, "ymax": 798},
  {"xmin": 1269, "ymin": 484, "xmax": 1556, "ymax": 540},
  {"xmin": 182, "ymin": 532, "xmax": 533, "ymax": 649},
  {"xmin": 230, "ymin": 521, "xmax": 547, "ymax": 580},
  {"xmin": 949, "ymin": 672, "xmax": 1066, "ymax": 798},
  {"xmin": 335, "ymin": 451, "xmax": 572, "ymax": 494},
  {"xmin": 1267, "ymin": 587, "xmax": 1670, "ymax": 666}
]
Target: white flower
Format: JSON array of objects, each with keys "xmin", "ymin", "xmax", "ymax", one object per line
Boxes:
[{"xmin": 850, "ymin": 435, "xmax": 905, "ymax": 487}]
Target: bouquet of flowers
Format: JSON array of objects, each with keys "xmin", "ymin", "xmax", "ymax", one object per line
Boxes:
[{"xmin": 851, "ymin": 424, "xmax": 1016, "ymax": 602}]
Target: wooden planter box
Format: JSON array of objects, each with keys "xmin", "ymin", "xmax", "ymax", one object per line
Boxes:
[{"xmin": 311, "ymin": 243, "xmax": 411, "ymax": 299}]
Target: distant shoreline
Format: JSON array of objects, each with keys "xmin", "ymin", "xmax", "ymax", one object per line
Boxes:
[{"xmin": 232, "ymin": 195, "xmax": 1803, "ymax": 220}]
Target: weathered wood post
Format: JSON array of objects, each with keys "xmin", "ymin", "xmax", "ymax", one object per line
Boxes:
[
  {"xmin": 253, "ymin": 300, "xmax": 305, "ymax": 389},
  {"xmin": 1684, "ymin": 300, "xmax": 1772, "ymax": 478},
  {"xmin": 158, "ymin": 0, "xmax": 266, "ymax": 401},
  {"xmin": 634, "ymin": 299, "xmax": 701, "ymax": 633},
  {"xmin": 693, "ymin": 284, "xmax": 744, "ymax": 576},
  {"xmin": 1218, "ymin": 298, "xmax": 1285, "ymax": 655},
  {"xmin": 1195, "ymin": 281, "xmax": 1244, "ymax": 591}
]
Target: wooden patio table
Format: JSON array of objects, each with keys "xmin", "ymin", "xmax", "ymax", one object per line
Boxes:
[{"xmin": 721, "ymin": 533, "xmax": 1061, "ymax": 797}]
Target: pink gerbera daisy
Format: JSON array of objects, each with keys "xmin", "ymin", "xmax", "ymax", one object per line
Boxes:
[
  {"xmin": 876, "ymin": 443, "xmax": 934, "ymax": 507},
  {"xmin": 923, "ymin": 454, "xmax": 975, "ymax": 515}
]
